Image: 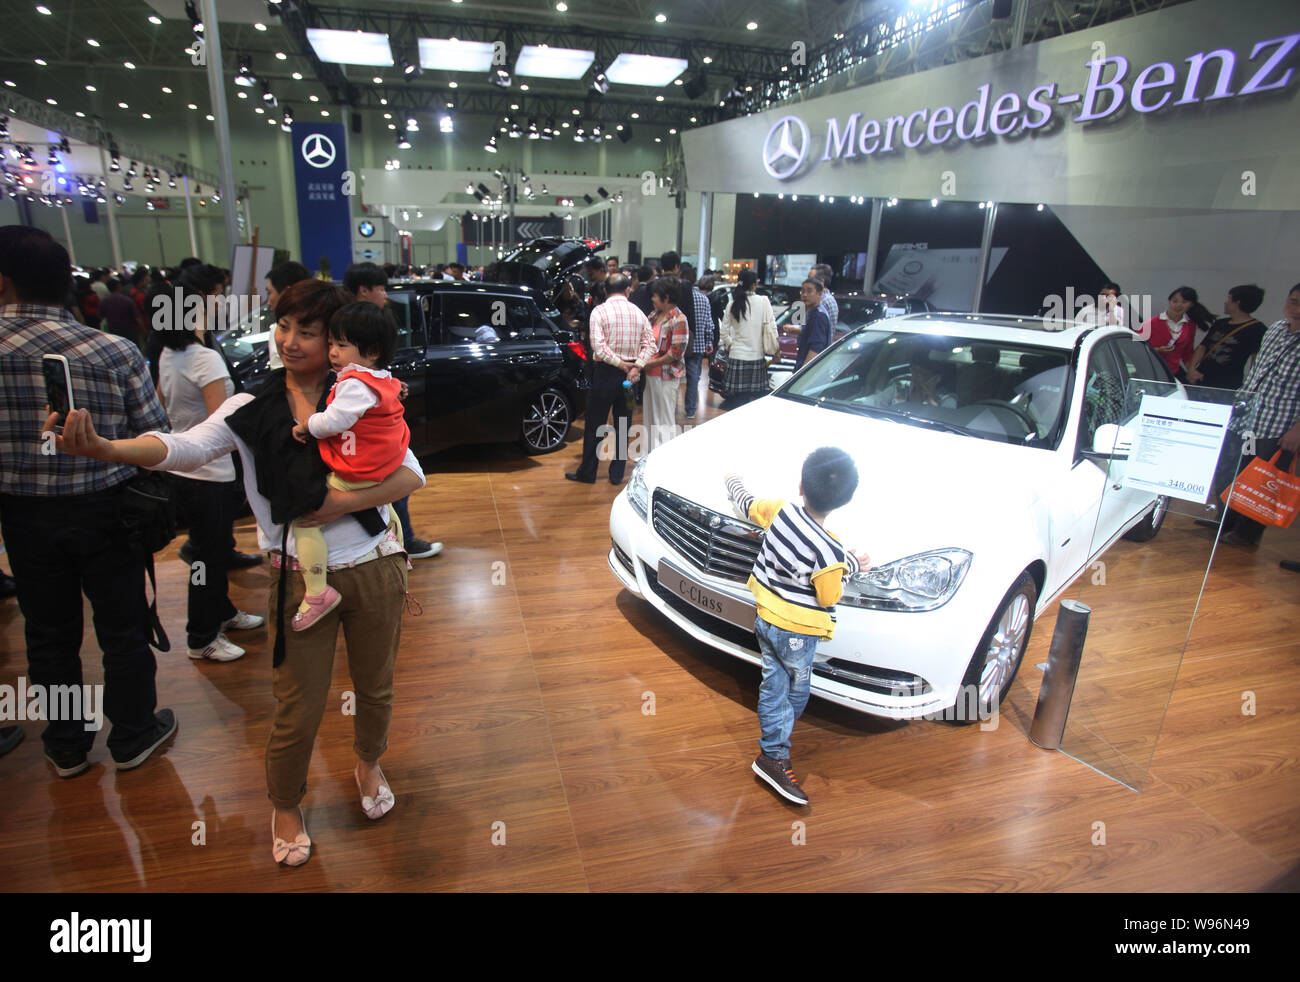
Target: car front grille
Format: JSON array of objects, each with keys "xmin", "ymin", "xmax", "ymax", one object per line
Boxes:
[{"xmin": 652, "ymin": 488, "xmax": 763, "ymax": 584}]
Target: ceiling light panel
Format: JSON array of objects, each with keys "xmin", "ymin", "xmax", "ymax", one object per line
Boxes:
[
  {"xmin": 514, "ymin": 45, "xmax": 595, "ymax": 80},
  {"xmin": 307, "ymin": 28, "xmax": 394, "ymax": 66},
  {"xmin": 605, "ymin": 53, "xmax": 688, "ymax": 86},
  {"xmin": 418, "ymin": 39, "xmax": 496, "ymax": 72}
]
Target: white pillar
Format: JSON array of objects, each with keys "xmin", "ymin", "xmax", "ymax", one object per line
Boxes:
[
  {"xmin": 96, "ymin": 145, "xmax": 122, "ymax": 268},
  {"xmin": 59, "ymin": 202, "xmax": 77, "ymax": 266},
  {"xmin": 182, "ymin": 175, "xmax": 199, "ymax": 256},
  {"xmin": 200, "ymin": 0, "xmax": 240, "ymax": 262}
]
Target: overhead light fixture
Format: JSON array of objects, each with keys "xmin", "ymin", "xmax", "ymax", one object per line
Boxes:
[
  {"xmin": 235, "ymin": 55, "xmax": 257, "ymax": 86},
  {"xmin": 406, "ymin": 115, "xmax": 419, "ymax": 131},
  {"xmin": 418, "ymin": 38, "xmax": 495, "ymax": 72},
  {"xmin": 515, "ymin": 45, "xmax": 595, "ymax": 80},
  {"xmin": 281, "ymin": 106, "xmax": 294, "ymax": 132},
  {"xmin": 484, "ymin": 135, "xmax": 498, "ymax": 153},
  {"xmin": 439, "ymin": 113, "xmax": 453, "ymax": 133},
  {"xmin": 397, "ymin": 132, "xmax": 411, "ymax": 150},
  {"xmin": 307, "ymin": 28, "xmax": 394, "ymax": 66},
  {"xmin": 606, "ymin": 53, "xmax": 688, "ymax": 86},
  {"xmin": 184, "ymin": 0, "xmax": 204, "ymax": 34},
  {"xmin": 590, "ymin": 64, "xmax": 610, "ymax": 95},
  {"xmin": 261, "ymin": 81, "xmax": 277, "ymax": 106},
  {"xmin": 490, "ymin": 67, "xmax": 512, "ymax": 88}
]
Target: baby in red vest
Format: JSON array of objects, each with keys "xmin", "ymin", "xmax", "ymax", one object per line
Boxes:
[{"xmin": 290, "ymin": 301, "xmax": 411, "ymax": 630}]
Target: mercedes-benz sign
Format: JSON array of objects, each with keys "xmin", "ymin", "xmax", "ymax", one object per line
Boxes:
[
  {"xmin": 301, "ymin": 132, "xmax": 337, "ymax": 169},
  {"xmin": 762, "ymin": 115, "xmax": 810, "ymax": 181}
]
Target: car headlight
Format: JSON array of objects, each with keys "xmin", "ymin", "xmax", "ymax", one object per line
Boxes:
[
  {"xmin": 841, "ymin": 548, "xmax": 971, "ymax": 611},
  {"xmin": 628, "ymin": 460, "xmax": 649, "ymax": 520}
]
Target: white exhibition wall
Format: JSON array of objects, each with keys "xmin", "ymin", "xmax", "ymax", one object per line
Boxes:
[{"xmin": 1055, "ymin": 205, "xmax": 1300, "ymax": 325}]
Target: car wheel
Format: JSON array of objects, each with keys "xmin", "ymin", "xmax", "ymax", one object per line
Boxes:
[
  {"xmin": 944, "ymin": 572, "xmax": 1037, "ymax": 725},
  {"xmin": 518, "ymin": 387, "xmax": 571, "ymax": 455},
  {"xmin": 1122, "ymin": 495, "xmax": 1168, "ymax": 542}
]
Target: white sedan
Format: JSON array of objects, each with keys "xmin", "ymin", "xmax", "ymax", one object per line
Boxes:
[{"xmin": 609, "ymin": 314, "xmax": 1178, "ymax": 722}]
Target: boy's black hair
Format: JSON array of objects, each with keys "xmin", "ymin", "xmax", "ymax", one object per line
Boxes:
[
  {"xmin": 328, "ymin": 300, "xmax": 397, "ymax": 369},
  {"xmin": 802, "ymin": 278, "xmax": 825, "ymax": 294},
  {"xmin": 802, "ymin": 447, "xmax": 859, "ymax": 514},
  {"xmin": 1227, "ymin": 284, "xmax": 1265, "ymax": 314},
  {"xmin": 343, "ymin": 262, "xmax": 388, "ymax": 294}
]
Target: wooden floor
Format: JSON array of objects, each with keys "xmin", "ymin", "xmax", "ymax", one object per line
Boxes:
[{"xmin": 1, "ymin": 378, "xmax": 1298, "ymax": 892}]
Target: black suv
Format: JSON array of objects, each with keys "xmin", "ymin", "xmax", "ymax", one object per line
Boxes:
[
  {"xmin": 487, "ymin": 236, "xmax": 609, "ymax": 307},
  {"xmin": 220, "ymin": 280, "xmax": 589, "ymax": 456}
]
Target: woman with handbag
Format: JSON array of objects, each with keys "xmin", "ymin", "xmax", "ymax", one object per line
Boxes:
[
  {"xmin": 1185, "ymin": 285, "xmax": 1268, "ymax": 389},
  {"xmin": 157, "ymin": 273, "xmax": 263, "ymax": 663},
  {"xmin": 643, "ymin": 276, "xmax": 689, "ymax": 451},
  {"xmin": 49, "ymin": 279, "xmax": 424, "ymax": 867},
  {"xmin": 720, "ymin": 268, "xmax": 778, "ymax": 409}
]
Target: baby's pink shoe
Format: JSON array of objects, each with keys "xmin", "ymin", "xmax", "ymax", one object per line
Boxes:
[{"xmin": 292, "ymin": 586, "xmax": 341, "ymax": 631}]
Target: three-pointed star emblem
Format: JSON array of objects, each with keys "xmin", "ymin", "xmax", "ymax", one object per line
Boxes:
[
  {"xmin": 762, "ymin": 116, "xmax": 810, "ymax": 180},
  {"xmin": 301, "ymin": 133, "xmax": 337, "ymax": 169}
]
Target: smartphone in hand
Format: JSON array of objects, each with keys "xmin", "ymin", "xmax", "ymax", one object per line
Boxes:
[{"xmin": 42, "ymin": 354, "xmax": 75, "ymax": 428}]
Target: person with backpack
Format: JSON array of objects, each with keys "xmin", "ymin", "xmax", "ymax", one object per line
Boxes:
[{"xmin": 0, "ymin": 226, "xmax": 177, "ymax": 778}]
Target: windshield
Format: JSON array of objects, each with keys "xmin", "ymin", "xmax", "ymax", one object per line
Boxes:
[
  {"xmin": 778, "ymin": 330, "xmax": 1072, "ymax": 448},
  {"xmin": 776, "ymin": 297, "xmax": 891, "ymax": 330},
  {"xmin": 218, "ymin": 329, "xmax": 265, "ymax": 364}
]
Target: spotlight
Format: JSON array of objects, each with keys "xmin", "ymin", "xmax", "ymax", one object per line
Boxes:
[
  {"xmin": 235, "ymin": 55, "xmax": 256, "ymax": 87},
  {"xmin": 590, "ymin": 65, "xmax": 609, "ymax": 95},
  {"xmin": 508, "ymin": 120, "xmax": 522, "ymax": 138},
  {"xmin": 597, "ymin": 187, "xmax": 609, "ymax": 199},
  {"xmin": 397, "ymin": 132, "xmax": 411, "ymax": 150},
  {"xmin": 261, "ymin": 81, "xmax": 277, "ymax": 106},
  {"xmin": 184, "ymin": 0, "xmax": 203, "ymax": 34},
  {"xmin": 406, "ymin": 116, "xmax": 419, "ymax": 132},
  {"xmin": 489, "ymin": 67, "xmax": 511, "ymax": 88},
  {"xmin": 439, "ymin": 114, "xmax": 453, "ymax": 133},
  {"xmin": 168, "ymin": 173, "xmax": 177, "ymax": 189},
  {"xmin": 583, "ymin": 194, "xmax": 593, "ymax": 205},
  {"xmin": 281, "ymin": 106, "xmax": 294, "ymax": 132}
]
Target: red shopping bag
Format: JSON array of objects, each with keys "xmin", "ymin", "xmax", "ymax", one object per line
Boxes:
[{"xmin": 1221, "ymin": 452, "xmax": 1300, "ymax": 528}]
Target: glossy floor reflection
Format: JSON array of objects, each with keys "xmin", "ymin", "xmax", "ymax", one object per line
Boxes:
[{"xmin": 1, "ymin": 375, "xmax": 1298, "ymax": 891}]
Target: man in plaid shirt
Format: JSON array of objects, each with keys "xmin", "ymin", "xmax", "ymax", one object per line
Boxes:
[
  {"xmin": 567, "ymin": 273, "xmax": 656, "ymax": 486},
  {"xmin": 1222, "ymin": 282, "xmax": 1300, "ymax": 547},
  {"xmin": 680, "ymin": 264, "xmax": 715, "ymax": 420},
  {"xmin": 0, "ymin": 226, "xmax": 176, "ymax": 778}
]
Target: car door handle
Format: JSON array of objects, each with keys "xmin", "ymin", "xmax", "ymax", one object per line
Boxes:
[{"xmin": 511, "ymin": 352, "xmax": 542, "ymax": 364}]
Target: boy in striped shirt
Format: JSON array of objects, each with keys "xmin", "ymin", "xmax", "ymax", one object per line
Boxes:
[{"xmin": 725, "ymin": 447, "xmax": 870, "ymax": 805}]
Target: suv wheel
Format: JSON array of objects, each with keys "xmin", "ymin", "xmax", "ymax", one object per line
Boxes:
[{"xmin": 519, "ymin": 387, "xmax": 571, "ymax": 454}]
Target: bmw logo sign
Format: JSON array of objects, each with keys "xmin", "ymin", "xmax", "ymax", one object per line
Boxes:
[{"xmin": 358, "ymin": 221, "xmax": 376, "ymax": 238}]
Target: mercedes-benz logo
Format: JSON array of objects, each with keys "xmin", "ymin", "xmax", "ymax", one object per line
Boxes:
[
  {"xmin": 301, "ymin": 133, "xmax": 336, "ymax": 169},
  {"xmin": 762, "ymin": 115, "xmax": 810, "ymax": 181}
]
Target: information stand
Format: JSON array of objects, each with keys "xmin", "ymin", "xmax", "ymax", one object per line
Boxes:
[{"xmin": 1052, "ymin": 378, "xmax": 1259, "ymax": 791}]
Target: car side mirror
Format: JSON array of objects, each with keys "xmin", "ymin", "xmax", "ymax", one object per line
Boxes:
[{"xmin": 1083, "ymin": 422, "xmax": 1133, "ymax": 461}]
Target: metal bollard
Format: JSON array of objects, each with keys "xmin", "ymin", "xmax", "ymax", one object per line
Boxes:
[{"xmin": 1029, "ymin": 599, "xmax": 1091, "ymax": 750}]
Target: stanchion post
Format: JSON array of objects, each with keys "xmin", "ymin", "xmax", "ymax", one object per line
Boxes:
[{"xmin": 1029, "ymin": 599, "xmax": 1090, "ymax": 749}]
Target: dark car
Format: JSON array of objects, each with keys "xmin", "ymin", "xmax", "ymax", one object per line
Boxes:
[
  {"xmin": 709, "ymin": 292, "xmax": 935, "ymax": 393},
  {"xmin": 219, "ymin": 280, "xmax": 589, "ymax": 456}
]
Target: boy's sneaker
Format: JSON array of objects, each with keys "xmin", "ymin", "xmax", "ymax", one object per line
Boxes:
[
  {"xmin": 111, "ymin": 709, "xmax": 178, "ymax": 771},
  {"xmin": 45, "ymin": 746, "xmax": 91, "ymax": 778},
  {"xmin": 752, "ymin": 754, "xmax": 809, "ymax": 805},
  {"xmin": 406, "ymin": 538, "xmax": 443, "ymax": 559},
  {"xmin": 188, "ymin": 633, "xmax": 246, "ymax": 662}
]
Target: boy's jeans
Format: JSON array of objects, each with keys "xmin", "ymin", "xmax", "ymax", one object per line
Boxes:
[{"xmin": 755, "ymin": 616, "xmax": 820, "ymax": 760}]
